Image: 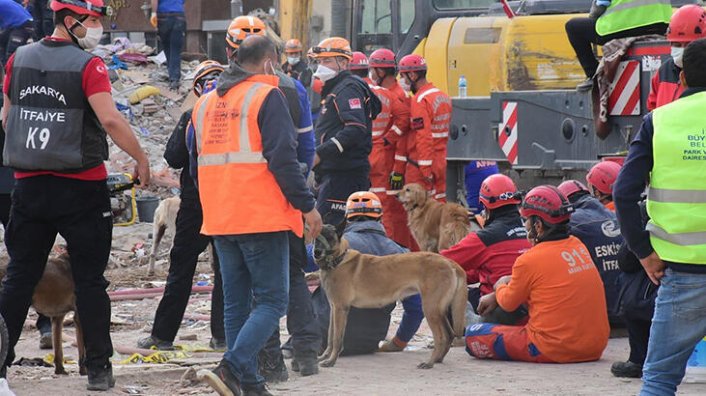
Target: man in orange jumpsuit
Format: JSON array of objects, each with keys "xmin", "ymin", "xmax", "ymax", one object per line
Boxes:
[
  {"xmin": 366, "ymin": 48, "xmax": 417, "ymax": 250},
  {"xmin": 394, "ymin": 54, "xmax": 451, "ymax": 202}
]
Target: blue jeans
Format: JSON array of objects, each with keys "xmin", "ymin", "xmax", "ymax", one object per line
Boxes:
[
  {"xmin": 214, "ymin": 232, "xmax": 290, "ymax": 387},
  {"xmin": 395, "ymin": 294, "xmax": 424, "ymax": 343},
  {"xmin": 157, "ymin": 13, "xmax": 185, "ymax": 82},
  {"xmin": 640, "ymin": 268, "xmax": 706, "ymax": 395}
]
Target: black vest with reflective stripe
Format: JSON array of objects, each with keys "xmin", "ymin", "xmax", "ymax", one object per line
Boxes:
[{"xmin": 4, "ymin": 40, "xmax": 108, "ymax": 172}]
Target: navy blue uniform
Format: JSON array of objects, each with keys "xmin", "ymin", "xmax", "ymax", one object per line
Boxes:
[
  {"xmin": 314, "ymin": 71, "xmax": 380, "ymax": 225},
  {"xmin": 568, "ymin": 193, "xmax": 624, "ymax": 323}
]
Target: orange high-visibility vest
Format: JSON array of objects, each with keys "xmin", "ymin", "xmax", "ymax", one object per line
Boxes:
[{"xmin": 191, "ymin": 74, "xmax": 304, "ymax": 237}]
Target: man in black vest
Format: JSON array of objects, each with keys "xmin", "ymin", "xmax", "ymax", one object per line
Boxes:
[{"xmin": 0, "ymin": 0, "xmax": 150, "ymax": 391}]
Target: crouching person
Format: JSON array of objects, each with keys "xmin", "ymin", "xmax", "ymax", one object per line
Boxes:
[
  {"xmin": 465, "ymin": 186, "xmax": 609, "ymax": 363},
  {"xmin": 313, "ymin": 191, "xmax": 422, "ymax": 354}
]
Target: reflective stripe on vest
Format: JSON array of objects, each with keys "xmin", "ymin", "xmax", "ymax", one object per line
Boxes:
[
  {"xmin": 194, "ymin": 83, "xmax": 267, "ymax": 165},
  {"xmin": 595, "ymin": 0, "xmax": 672, "ymax": 36},
  {"xmin": 647, "ymin": 91, "xmax": 706, "ymax": 264}
]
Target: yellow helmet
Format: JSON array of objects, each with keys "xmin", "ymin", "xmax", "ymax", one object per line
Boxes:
[
  {"xmin": 226, "ymin": 15, "xmax": 267, "ymax": 49},
  {"xmin": 312, "ymin": 37, "xmax": 352, "ymax": 60}
]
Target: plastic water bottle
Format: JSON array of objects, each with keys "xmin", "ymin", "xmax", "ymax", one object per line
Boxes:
[{"xmin": 458, "ymin": 75, "xmax": 467, "ymax": 98}]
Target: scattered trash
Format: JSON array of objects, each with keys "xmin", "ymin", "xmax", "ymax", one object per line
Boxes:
[{"xmin": 128, "ymin": 85, "xmax": 162, "ymax": 104}]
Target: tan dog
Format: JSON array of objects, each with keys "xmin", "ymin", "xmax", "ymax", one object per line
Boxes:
[
  {"xmin": 148, "ymin": 196, "xmax": 181, "ymax": 275},
  {"xmin": 314, "ymin": 224, "xmax": 467, "ymax": 369},
  {"xmin": 397, "ymin": 183, "xmax": 471, "ymax": 252},
  {"xmin": 0, "ymin": 253, "xmax": 85, "ymax": 375}
]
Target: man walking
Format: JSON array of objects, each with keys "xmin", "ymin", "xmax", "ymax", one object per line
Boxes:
[
  {"xmin": 150, "ymin": 0, "xmax": 184, "ymax": 90},
  {"xmin": 191, "ymin": 35, "xmax": 322, "ymax": 396},
  {"xmin": 0, "ymin": 0, "xmax": 150, "ymax": 390},
  {"xmin": 614, "ymin": 38, "xmax": 706, "ymax": 396}
]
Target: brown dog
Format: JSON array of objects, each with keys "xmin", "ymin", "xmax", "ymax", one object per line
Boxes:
[
  {"xmin": 314, "ymin": 224, "xmax": 467, "ymax": 369},
  {"xmin": 0, "ymin": 253, "xmax": 85, "ymax": 375},
  {"xmin": 148, "ymin": 196, "xmax": 181, "ymax": 275},
  {"xmin": 397, "ymin": 183, "xmax": 470, "ymax": 252}
]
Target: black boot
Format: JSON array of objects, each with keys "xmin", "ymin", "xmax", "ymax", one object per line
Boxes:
[
  {"xmin": 258, "ymin": 353, "xmax": 288, "ymax": 383},
  {"xmin": 611, "ymin": 361, "xmax": 643, "ymax": 378},
  {"xmin": 87, "ymin": 363, "xmax": 116, "ymax": 391}
]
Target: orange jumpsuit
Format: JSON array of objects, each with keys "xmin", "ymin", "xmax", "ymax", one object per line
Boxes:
[{"xmin": 396, "ymin": 82, "xmax": 451, "ymax": 202}]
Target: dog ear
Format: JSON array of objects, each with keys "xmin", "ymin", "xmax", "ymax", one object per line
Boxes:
[{"xmin": 335, "ymin": 220, "xmax": 347, "ymax": 239}]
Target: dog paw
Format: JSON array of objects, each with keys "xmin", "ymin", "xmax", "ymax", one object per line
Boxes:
[
  {"xmin": 319, "ymin": 359, "xmax": 337, "ymax": 368},
  {"xmin": 417, "ymin": 362, "xmax": 434, "ymax": 369},
  {"xmin": 317, "ymin": 354, "xmax": 331, "ymax": 362}
]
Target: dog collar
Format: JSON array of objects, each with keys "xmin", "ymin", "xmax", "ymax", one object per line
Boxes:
[{"xmin": 325, "ymin": 249, "xmax": 348, "ymax": 269}]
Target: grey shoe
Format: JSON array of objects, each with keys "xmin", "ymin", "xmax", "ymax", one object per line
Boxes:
[
  {"xmin": 39, "ymin": 332, "xmax": 53, "ymax": 350},
  {"xmin": 296, "ymin": 357, "xmax": 319, "ymax": 377},
  {"xmin": 137, "ymin": 335, "xmax": 174, "ymax": 350},
  {"xmin": 87, "ymin": 364, "xmax": 116, "ymax": 391}
]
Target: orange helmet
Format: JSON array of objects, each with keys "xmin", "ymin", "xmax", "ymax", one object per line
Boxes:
[
  {"xmin": 312, "ymin": 37, "xmax": 352, "ymax": 60},
  {"xmin": 226, "ymin": 16, "xmax": 267, "ymax": 49},
  {"xmin": 285, "ymin": 38, "xmax": 303, "ymax": 54},
  {"xmin": 349, "ymin": 51, "xmax": 369, "ymax": 70},
  {"xmin": 345, "ymin": 191, "xmax": 383, "ymax": 220},
  {"xmin": 51, "ymin": 0, "xmax": 111, "ymax": 17},
  {"xmin": 192, "ymin": 60, "xmax": 224, "ymax": 97}
]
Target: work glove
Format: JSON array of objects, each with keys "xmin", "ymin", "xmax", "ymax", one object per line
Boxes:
[
  {"xmin": 389, "ymin": 172, "xmax": 404, "ymax": 191},
  {"xmin": 150, "ymin": 13, "xmax": 158, "ymax": 28},
  {"xmin": 589, "ymin": 3, "xmax": 608, "ymax": 19}
]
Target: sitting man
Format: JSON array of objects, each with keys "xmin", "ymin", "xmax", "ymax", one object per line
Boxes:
[
  {"xmin": 558, "ymin": 180, "xmax": 623, "ymax": 325},
  {"xmin": 586, "ymin": 160, "xmax": 622, "ymax": 212},
  {"xmin": 442, "ymin": 174, "xmax": 530, "ymax": 325},
  {"xmin": 313, "ymin": 191, "xmax": 422, "ymax": 355},
  {"xmin": 465, "ymin": 185, "xmax": 609, "ymax": 363}
]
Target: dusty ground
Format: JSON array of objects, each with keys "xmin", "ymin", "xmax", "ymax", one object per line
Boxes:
[{"xmin": 4, "ymin": 223, "xmax": 706, "ymax": 396}]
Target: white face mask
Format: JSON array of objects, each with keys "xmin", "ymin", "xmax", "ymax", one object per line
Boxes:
[
  {"xmin": 314, "ymin": 64, "xmax": 338, "ymax": 82},
  {"xmin": 399, "ymin": 77, "xmax": 411, "ymax": 92},
  {"xmin": 287, "ymin": 56, "xmax": 300, "ymax": 66},
  {"xmin": 368, "ymin": 71, "xmax": 377, "ymax": 86},
  {"xmin": 671, "ymin": 46, "xmax": 685, "ymax": 68},
  {"xmin": 71, "ymin": 20, "xmax": 103, "ymax": 50}
]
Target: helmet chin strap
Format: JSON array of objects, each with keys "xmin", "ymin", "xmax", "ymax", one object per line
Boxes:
[{"xmin": 65, "ymin": 15, "xmax": 88, "ymax": 45}]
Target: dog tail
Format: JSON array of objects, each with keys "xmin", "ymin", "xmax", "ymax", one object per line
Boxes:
[{"xmin": 450, "ymin": 265, "xmax": 467, "ymax": 337}]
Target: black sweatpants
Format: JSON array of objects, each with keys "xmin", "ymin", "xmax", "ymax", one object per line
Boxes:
[
  {"xmin": 150, "ymin": 202, "xmax": 225, "ymax": 343},
  {"xmin": 260, "ymin": 232, "xmax": 321, "ymax": 365},
  {"xmin": 625, "ymin": 312, "xmax": 651, "ymax": 366},
  {"xmin": 0, "ymin": 176, "xmax": 113, "ymax": 370},
  {"xmin": 565, "ymin": 17, "xmax": 668, "ymax": 78},
  {"xmin": 0, "ymin": 193, "xmax": 51, "ymax": 335}
]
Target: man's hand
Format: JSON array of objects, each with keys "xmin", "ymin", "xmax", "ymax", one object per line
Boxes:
[
  {"xmin": 477, "ymin": 292, "xmax": 498, "ymax": 316},
  {"xmin": 313, "ymin": 153, "xmax": 321, "ymax": 168},
  {"xmin": 494, "ymin": 275, "xmax": 511, "ymax": 290},
  {"xmin": 389, "ymin": 172, "xmax": 404, "ymax": 190},
  {"xmin": 640, "ymin": 251, "xmax": 665, "ymax": 285},
  {"xmin": 150, "ymin": 13, "xmax": 158, "ymax": 28},
  {"xmin": 303, "ymin": 208, "xmax": 323, "ymax": 243},
  {"xmin": 134, "ymin": 159, "xmax": 151, "ymax": 187}
]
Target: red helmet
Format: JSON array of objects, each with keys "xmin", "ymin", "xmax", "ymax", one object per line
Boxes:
[
  {"xmin": 667, "ymin": 4, "xmax": 706, "ymax": 43},
  {"xmin": 51, "ymin": 0, "xmax": 111, "ymax": 18},
  {"xmin": 369, "ymin": 48, "xmax": 396, "ymax": 68},
  {"xmin": 586, "ymin": 161, "xmax": 622, "ymax": 195},
  {"xmin": 398, "ymin": 54, "xmax": 427, "ymax": 72},
  {"xmin": 349, "ymin": 51, "xmax": 369, "ymax": 70},
  {"xmin": 346, "ymin": 191, "xmax": 382, "ymax": 220},
  {"xmin": 479, "ymin": 174, "xmax": 521, "ymax": 210},
  {"xmin": 557, "ymin": 180, "xmax": 589, "ymax": 199},
  {"xmin": 520, "ymin": 185, "xmax": 574, "ymax": 224}
]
